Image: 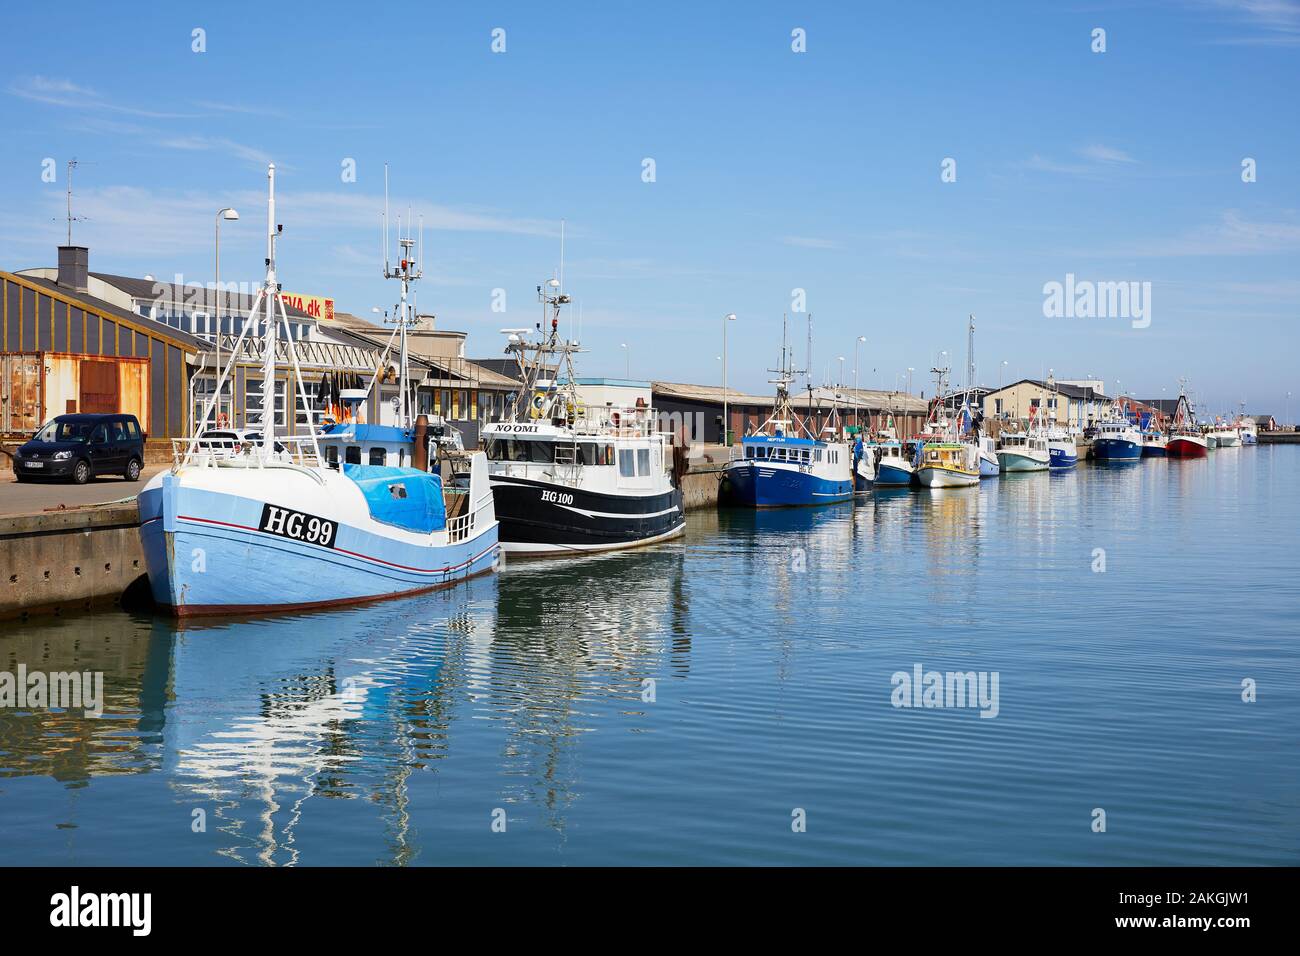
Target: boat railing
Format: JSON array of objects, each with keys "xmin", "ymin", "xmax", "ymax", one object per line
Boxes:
[
  {"xmin": 444, "ymin": 492, "xmax": 494, "ymax": 544},
  {"xmin": 172, "ymin": 436, "xmax": 323, "ymax": 471}
]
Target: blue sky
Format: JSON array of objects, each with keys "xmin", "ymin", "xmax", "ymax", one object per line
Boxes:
[{"xmin": 1, "ymin": 0, "xmax": 1297, "ymax": 415}]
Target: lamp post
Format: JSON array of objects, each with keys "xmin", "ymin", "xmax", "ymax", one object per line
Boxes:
[
  {"xmin": 999, "ymin": 360, "xmax": 1007, "ymax": 390},
  {"xmin": 214, "ymin": 207, "xmax": 239, "ymax": 424},
  {"xmin": 854, "ymin": 336, "xmax": 865, "ymax": 431},
  {"xmin": 722, "ymin": 313, "xmax": 736, "ymax": 448},
  {"xmin": 620, "ymin": 342, "xmax": 629, "ymax": 378}
]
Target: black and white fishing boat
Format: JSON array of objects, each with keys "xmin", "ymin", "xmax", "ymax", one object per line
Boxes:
[{"xmin": 480, "ymin": 279, "xmax": 685, "ymax": 555}]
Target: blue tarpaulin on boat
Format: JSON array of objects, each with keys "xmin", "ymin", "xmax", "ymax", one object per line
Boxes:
[{"xmin": 343, "ymin": 464, "xmax": 446, "ymax": 534}]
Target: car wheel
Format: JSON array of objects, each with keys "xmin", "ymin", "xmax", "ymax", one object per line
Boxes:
[
  {"xmin": 124, "ymin": 458, "xmax": 142, "ymax": 482},
  {"xmin": 73, "ymin": 460, "xmax": 91, "ymax": 484}
]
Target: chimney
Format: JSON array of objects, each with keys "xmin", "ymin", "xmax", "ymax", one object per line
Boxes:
[{"xmin": 57, "ymin": 245, "xmax": 89, "ymax": 293}]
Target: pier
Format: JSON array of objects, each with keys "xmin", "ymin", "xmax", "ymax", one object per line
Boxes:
[{"xmin": 0, "ymin": 501, "xmax": 145, "ymax": 620}]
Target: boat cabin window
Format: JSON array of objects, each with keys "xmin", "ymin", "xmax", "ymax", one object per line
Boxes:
[
  {"xmin": 325, "ymin": 445, "xmax": 340, "ymax": 470},
  {"xmin": 345, "ymin": 446, "xmax": 362, "ymax": 465},
  {"xmin": 815, "ymin": 449, "xmax": 823, "ymax": 462},
  {"xmin": 745, "ymin": 446, "xmax": 756, "ymax": 460},
  {"xmin": 369, "ymin": 447, "xmax": 387, "ymax": 466},
  {"xmin": 605, "ymin": 445, "xmax": 615, "ymax": 466},
  {"xmin": 637, "ymin": 448, "xmax": 650, "ymax": 475},
  {"xmin": 485, "ymin": 438, "xmax": 556, "ymax": 463},
  {"xmin": 619, "ymin": 448, "xmax": 635, "ymax": 477}
]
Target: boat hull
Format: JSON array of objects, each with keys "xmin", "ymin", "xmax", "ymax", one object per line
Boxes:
[
  {"xmin": 490, "ymin": 474, "xmax": 685, "ymax": 553},
  {"xmin": 916, "ymin": 466, "xmax": 979, "ymax": 488},
  {"xmin": 853, "ymin": 458, "xmax": 875, "ymax": 493},
  {"xmin": 1048, "ymin": 443, "xmax": 1079, "ymax": 468},
  {"xmin": 722, "ymin": 461, "xmax": 853, "ymax": 507},
  {"xmin": 997, "ymin": 451, "xmax": 1049, "ymax": 473},
  {"xmin": 874, "ymin": 462, "xmax": 914, "ymax": 487},
  {"xmin": 1216, "ymin": 433, "xmax": 1240, "ymax": 448},
  {"xmin": 1141, "ymin": 442, "xmax": 1168, "ymax": 458},
  {"xmin": 139, "ymin": 472, "xmax": 499, "ymax": 616},
  {"xmin": 1092, "ymin": 438, "xmax": 1142, "ymax": 461},
  {"xmin": 1166, "ymin": 436, "xmax": 1209, "ymax": 458},
  {"xmin": 978, "ymin": 453, "xmax": 1000, "ymax": 478}
]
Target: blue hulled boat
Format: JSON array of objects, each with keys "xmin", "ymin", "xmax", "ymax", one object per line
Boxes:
[{"xmin": 721, "ymin": 322, "xmax": 852, "ymax": 508}]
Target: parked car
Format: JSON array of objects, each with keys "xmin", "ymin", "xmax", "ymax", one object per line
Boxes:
[{"xmin": 13, "ymin": 413, "xmax": 145, "ymax": 484}]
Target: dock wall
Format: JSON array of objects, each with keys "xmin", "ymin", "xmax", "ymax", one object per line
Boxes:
[{"xmin": 0, "ymin": 502, "xmax": 145, "ymax": 619}]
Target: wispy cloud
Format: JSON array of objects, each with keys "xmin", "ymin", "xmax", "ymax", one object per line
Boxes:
[
  {"xmin": 1103, "ymin": 210, "xmax": 1300, "ymax": 257},
  {"xmin": 782, "ymin": 235, "xmax": 840, "ymax": 250},
  {"xmin": 1079, "ymin": 144, "xmax": 1138, "ymax": 165},
  {"xmin": 1200, "ymin": 0, "xmax": 1300, "ymax": 45},
  {"xmin": 158, "ymin": 135, "xmax": 276, "ymax": 168},
  {"xmin": 7, "ymin": 75, "xmax": 197, "ymax": 119},
  {"xmin": 1019, "ymin": 144, "xmax": 1140, "ymax": 177},
  {"xmin": 193, "ymin": 99, "xmax": 284, "ymax": 117}
]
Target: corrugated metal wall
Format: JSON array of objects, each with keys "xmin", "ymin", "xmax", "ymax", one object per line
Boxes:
[{"xmin": 0, "ymin": 273, "xmax": 192, "ymax": 438}]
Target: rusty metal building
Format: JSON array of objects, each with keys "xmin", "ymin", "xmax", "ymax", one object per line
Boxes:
[{"xmin": 2, "ymin": 247, "xmax": 202, "ymax": 440}]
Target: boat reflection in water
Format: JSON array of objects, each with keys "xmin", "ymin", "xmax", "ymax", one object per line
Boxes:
[{"xmin": 2, "ymin": 543, "xmax": 688, "ymax": 865}]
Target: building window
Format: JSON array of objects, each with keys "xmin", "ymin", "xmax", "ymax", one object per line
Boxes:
[{"xmin": 995, "ymin": 399, "xmax": 1003, "ymax": 415}]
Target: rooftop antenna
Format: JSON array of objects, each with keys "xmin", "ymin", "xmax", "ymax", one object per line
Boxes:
[{"xmin": 64, "ymin": 158, "xmax": 88, "ymax": 245}]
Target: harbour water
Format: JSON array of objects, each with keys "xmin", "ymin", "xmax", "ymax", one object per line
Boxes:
[{"xmin": 2, "ymin": 447, "xmax": 1297, "ymax": 865}]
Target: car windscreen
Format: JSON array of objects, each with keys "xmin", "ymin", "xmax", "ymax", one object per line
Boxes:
[{"xmin": 34, "ymin": 420, "xmax": 95, "ymax": 443}]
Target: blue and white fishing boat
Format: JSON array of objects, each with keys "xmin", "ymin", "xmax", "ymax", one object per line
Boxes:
[
  {"xmin": 1091, "ymin": 403, "xmax": 1143, "ymax": 461},
  {"xmin": 1141, "ymin": 429, "xmax": 1168, "ymax": 457},
  {"xmin": 722, "ymin": 321, "xmax": 852, "ymax": 508},
  {"xmin": 139, "ymin": 165, "xmax": 499, "ymax": 615},
  {"xmin": 873, "ymin": 435, "xmax": 914, "ymax": 487},
  {"xmin": 1047, "ymin": 425, "xmax": 1079, "ymax": 468}
]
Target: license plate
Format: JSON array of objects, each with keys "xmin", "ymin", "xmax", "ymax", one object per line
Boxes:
[
  {"xmin": 24, "ymin": 461, "xmax": 43, "ymax": 468},
  {"xmin": 258, "ymin": 503, "xmax": 338, "ymax": 548}
]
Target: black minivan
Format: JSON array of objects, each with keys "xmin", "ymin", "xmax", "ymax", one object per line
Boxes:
[{"xmin": 12, "ymin": 413, "xmax": 146, "ymax": 484}]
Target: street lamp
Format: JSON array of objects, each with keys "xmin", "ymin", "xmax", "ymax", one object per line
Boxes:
[
  {"xmin": 620, "ymin": 342, "xmax": 629, "ymax": 378},
  {"xmin": 854, "ymin": 336, "xmax": 866, "ymax": 431},
  {"xmin": 722, "ymin": 313, "xmax": 736, "ymax": 449},
  {"xmin": 214, "ymin": 206, "xmax": 239, "ymax": 424},
  {"xmin": 999, "ymin": 360, "xmax": 1008, "ymax": 390}
]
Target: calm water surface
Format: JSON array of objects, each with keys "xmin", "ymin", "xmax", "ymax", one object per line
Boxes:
[{"xmin": 2, "ymin": 446, "xmax": 1298, "ymax": 865}]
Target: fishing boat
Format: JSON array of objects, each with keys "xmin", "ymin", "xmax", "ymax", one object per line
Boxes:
[
  {"xmin": 1141, "ymin": 430, "xmax": 1168, "ymax": 457},
  {"xmin": 1091, "ymin": 404, "xmax": 1143, "ymax": 462},
  {"xmin": 1046, "ymin": 425, "xmax": 1079, "ymax": 468},
  {"xmin": 873, "ymin": 438, "xmax": 915, "ymax": 487},
  {"xmin": 139, "ymin": 165, "xmax": 500, "ymax": 615},
  {"xmin": 915, "ymin": 442, "xmax": 980, "ymax": 487},
  {"xmin": 1211, "ymin": 423, "xmax": 1240, "ymax": 448},
  {"xmin": 722, "ymin": 319, "xmax": 852, "ymax": 507},
  {"xmin": 1236, "ymin": 416, "xmax": 1258, "ymax": 445},
  {"xmin": 852, "ymin": 434, "xmax": 875, "ymax": 492},
  {"xmin": 1166, "ymin": 388, "xmax": 1209, "ymax": 458},
  {"xmin": 481, "ymin": 282, "xmax": 685, "ymax": 553}
]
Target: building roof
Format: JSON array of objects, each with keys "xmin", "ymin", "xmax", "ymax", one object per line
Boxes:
[
  {"xmin": 1137, "ymin": 398, "xmax": 1180, "ymax": 415},
  {"xmin": 651, "ymin": 380, "xmax": 929, "ymax": 414},
  {"xmin": 10, "ymin": 272, "xmax": 205, "ymax": 351},
  {"xmin": 987, "ymin": 378, "xmax": 1110, "ymax": 401},
  {"xmin": 87, "ymin": 272, "xmax": 315, "ymax": 320}
]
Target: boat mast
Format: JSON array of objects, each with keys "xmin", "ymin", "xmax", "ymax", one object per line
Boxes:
[
  {"xmin": 382, "ymin": 166, "xmax": 421, "ymax": 431},
  {"xmin": 259, "ymin": 164, "xmax": 280, "ymax": 458}
]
